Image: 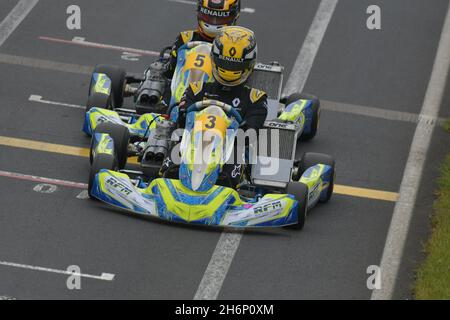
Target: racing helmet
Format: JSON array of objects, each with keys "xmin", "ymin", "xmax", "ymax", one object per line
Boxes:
[
  {"xmin": 197, "ymin": 0, "xmax": 241, "ymax": 38},
  {"xmin": 211, "ymin": 26, "xmax": 257, "ymax": 86}
]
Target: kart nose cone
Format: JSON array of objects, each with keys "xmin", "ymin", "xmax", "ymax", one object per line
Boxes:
[{"xmin": 191, "ymin": 165, "xmax": 205, "ymax": 191}]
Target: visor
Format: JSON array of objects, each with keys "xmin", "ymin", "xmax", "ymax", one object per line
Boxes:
[
  {"xmin": 198, "ymin": 11, "xmax": 236, "ymax": 26},
  {"xmin": 213, "ymin": 54, "xmax": 253, "ymax": 72}
]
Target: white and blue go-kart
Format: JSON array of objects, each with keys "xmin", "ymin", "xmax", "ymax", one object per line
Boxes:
[{"xmin": 89, "ymin": 99, "xmax": 335, "ymax": 230}]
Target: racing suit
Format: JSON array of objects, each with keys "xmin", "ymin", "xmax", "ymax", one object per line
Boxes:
[{"xmin": 179, "ymin": 81, "xmax": 268, "ymax": 130}]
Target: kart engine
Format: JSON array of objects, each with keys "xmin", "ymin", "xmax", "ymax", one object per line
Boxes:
[
  {"xmin": 136, "ymin": 61, "xmax": 168, "ymax": 113},
  {"xmin": 142, "ymin": 118, "xmax": 176, "ymax": 163}
]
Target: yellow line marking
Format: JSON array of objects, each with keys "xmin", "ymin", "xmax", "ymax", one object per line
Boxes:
[
  {"xmin": 0, "ymin": 135, "xmax": 398, "ymax": 202},
  {"xmin": 0, "ymin": 136, "xmax": 89, "ymax": 157},
  {"xmin": 334, "ymin": 185, "xmax": 399, "ymax": 202},
  {"xmin": 0, "ymin": 136, "xmax": 139, "ymax": 164}
]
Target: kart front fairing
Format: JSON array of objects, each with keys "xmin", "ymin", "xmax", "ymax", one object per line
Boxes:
[
  {"xmin": 170, "ymin": 42, "xmax": 213, "ymax": 107},
  {"xmin": 179, "ymin": 106, "xmax": 239, "ymax": 192},
  {"xmin": 91, "ymin": 170, "xmax": 299, "ymax": 228}
]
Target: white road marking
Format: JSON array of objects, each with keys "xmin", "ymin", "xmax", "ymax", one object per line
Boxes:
[
  {"xmin": 283, "ymin": 0, "xmax": 338, "ymax": 96},
  {"xmin": 167, "ymin": 0, "xmax": 256, "ymax": 13},
  {"xmin": 0, "ymin": 170, "xmax": 87, "ymax": 189},
  {"xmin": 0, "ymin": 170, "xmax": 91, "ymax": 199},
  {"xmin": 194, "ymin": 231, "xmax": 242, "ymax": 300},
  {"xmin": 321, "ymin": 100, "xmax": 446, "ymax": 125},
  {"xmin": 121, "ymin": 51, "xmax": 142, "ymax": 62},
  {"xmin": 39, "ymin": 36, "xmax": 161, "ymax": 57},
  {"xmin": 33, "ymin": 183, "xmax": 58, "ymax": 194},
  {"xmin": 371, "ymin": 2, "xmax": 450, "ymax": 300},
  {"xmin": 76, "ymin": 190, "xmax": 90, "ymax": 200},
  {"xmin": 31, "ymin": 93, "xmax": 443, "ymax": 126},
  {"xmin": 29, "ymin": 95, "xmax": 84, "ymax": 110},
  {"xmin": 0, "ymin": 0, "xmax": 39, "ymax": 47},
  {"xmin": 0, "ymin": 296, "xmax": 16, "ymax": 300},
  {"xmin": 0, "ymin": 260, "xmax": 115, "ymax": 281},
  {"xmin": 194, "ymin": 0, "xmax": 339, "ymax": 300}
]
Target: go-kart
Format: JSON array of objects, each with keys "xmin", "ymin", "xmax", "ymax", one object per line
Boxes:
[
  {"xmin": 86, "ymin": 42, "xmax": 335, "ymax": 230},
  {"xmin": 89, "ymin": 98, "xmax": 335, "ymax": 230}
]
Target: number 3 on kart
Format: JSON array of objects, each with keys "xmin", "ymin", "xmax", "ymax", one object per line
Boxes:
[{"xmin": 205, "ymin": 115, "xmax": 216, "ymax": 129}]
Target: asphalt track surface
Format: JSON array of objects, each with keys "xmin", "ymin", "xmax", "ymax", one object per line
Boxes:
[{"xmin": 0, "ymin": 0, "xmax": 449, "ymax": 299}]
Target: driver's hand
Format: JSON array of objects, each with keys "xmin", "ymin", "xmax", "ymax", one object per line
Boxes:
[{"xmin": 178, "ymin": 100, "xmax": 187, "ymax": 112}]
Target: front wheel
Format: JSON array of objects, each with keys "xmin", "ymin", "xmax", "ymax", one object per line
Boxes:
[
  {"xmin": 88, "ymin": 153, "xmax": 117, "ymax": 199},
  {"xmin": 94, "ymin": 123, "xmax": 130, "ymax": 169},
  {"xmin": 284, "ymin": 182, "xmax": 309, "ymax": 230},
  {"xmin": 299, "ymin": 152, "xmax": 335, "ymax": 203},
  {"xmin": 282, "ymin": 93, "xmax": 320, "ymax": 141},
  {"xmin": 89, "ymin": 65, "xmax": 127, "ymax": 109}
]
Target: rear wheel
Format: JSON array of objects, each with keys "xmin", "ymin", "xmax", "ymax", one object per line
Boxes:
[
  {"xmin": 89, "ymin": 65, "xmax": 127, "ymax": 109},
  {"xmin": 88, "ymin": 153, "xmax": 117, "ymax": 199},
  {"xmin": 283, "ymin": 93, "xmax": 320, "ymax": 141},
  {"xmin": 94, "ymin": 123, "xmax": 130, "ymax": 169},
  {"xmin": 299, "ymin": 152, "xmax": 335, "ymax": 203},
  {"xmin": 284, "ymin": 182, "xmax": 308, "ymax": 230}
]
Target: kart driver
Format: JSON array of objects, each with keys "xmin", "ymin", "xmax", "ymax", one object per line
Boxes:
[
  {"xmin": 165, "ymin": 0, "xmax": 241, "ymax": 78},
  {"xmin": 179, "ymin": 26, "xmax": 267, "ymax": 130},
  {"xmin": 163, "ymin": 26, "xmax": 268, "ymax": 188}
]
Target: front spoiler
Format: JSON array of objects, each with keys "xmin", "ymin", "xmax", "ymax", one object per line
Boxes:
[{"xmin": 91, "ymin": 170, "xmax": 300, "ymax": 228}]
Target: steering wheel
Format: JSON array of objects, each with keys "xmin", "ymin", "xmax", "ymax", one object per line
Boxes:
[{"xmin": 186, "ymin": 99, "xmax": 243, "ymax": 124}]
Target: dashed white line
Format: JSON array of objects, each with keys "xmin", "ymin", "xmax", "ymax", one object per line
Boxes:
[
  {"xmin": 29, "ymin": 95, "xmax": 84, "ymax": 110},
  {"xmin": 321, "ymin": 100, "xmax": 446, "ymax": 125},
  {"xmin": 39, "ymin": 36, "xmax": 160, "ymax": 57},
  {"xmin": 372, "ymin": 0, "xmax": 450, "ymax": 300},
  {"xmin": 31, "ymin": 93, "xmax": 445, "ymax": 126},
  {"xmin": 0, "ymin": 0, "xmax": 39, "ymax": 47},
  {"xmin": 194, "ymin": 0, "xmax": 339, "ymax": 301},
  {"xmin": 0, "ymin": 260, "xmax": 114, "ymax": 281}
]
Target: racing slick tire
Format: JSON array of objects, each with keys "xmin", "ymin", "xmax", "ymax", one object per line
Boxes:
[
  {"xmin": 93, "ymin": 123, "xmax": 130, "ymax": 169},
  {"xmin": 299, "ymin": 152, "xmax": 335, "ymax": 203},
  {"xmin": 86, "ymin": 92, "xmax": 110, "ymax": 113},
  {"xmin": 282, "ymin": 93, "xmax": 320, "ymax": 141},
  {"xmin": 284, "ymin": 182, "xmax": 309, "ymax": 230},
  {"xmin": 88, "ymin": 153, "xmax": 117, "ymax": 199},
  {"xmin": 90, "ymin": 65, "xmax": 127, "ymax": 109}
]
